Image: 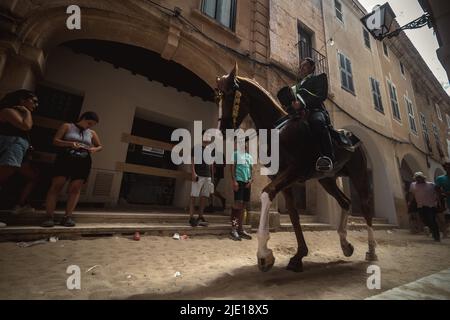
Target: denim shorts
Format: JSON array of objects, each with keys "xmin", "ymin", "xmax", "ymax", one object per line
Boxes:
[{"xmin": 0, "ymin": 135, "xmax": 29, "ymax": 167}]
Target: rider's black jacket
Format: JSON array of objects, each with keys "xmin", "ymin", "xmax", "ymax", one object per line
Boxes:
[
  {"xmin": 277, "ymin": 73, "xmax": 328, "ymax": 114},
  {"xmin": 294, "ymin": 73, "xmax": 328, "ymax": 111}
]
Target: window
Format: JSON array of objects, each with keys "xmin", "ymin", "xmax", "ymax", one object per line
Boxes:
[
  {"xmin": 387, "ymin": 80, "xmax": 401, "ymax": 121},
  {"xmin": 405, "ymin": 97, "xmax": 417, "ymax": 134},
  {"xmin": 420, "ymin": 113, "xmax": 432, "ymax": 153},
  {"xmin": 201, "ymin": 0, "xmax": 237, "ymax": 30},
  {"xmin": 400, "ymin": 62, "xmax": 405, "ymax": 76},
  {"xmin": 436, "ymin": 103, "xmax": 443, "ymax": 121},
  {"xmin": 363, "ymin": 29, "xmax": 371, "ymax": 49},
  {"xmin": 335, "ymin": 0, "xmax": 344, "ymax": 23},
  {"xmin": 432, "ymin": 123, "xmax": 445, "ymax": 157},
  {"xmin": 383, "ymin": 42, "xmax": 389, "ymax": 57},
  {"xmin": 370, "ymin": 77, "xmax": 383, "ymax": 112},
  {"xmin": 339, "ymin": 52, "xmax": 354, "ymax": 94},
  {"xmin": 298, "ymin": 25, "xmax": 313, "ymax": 60}
]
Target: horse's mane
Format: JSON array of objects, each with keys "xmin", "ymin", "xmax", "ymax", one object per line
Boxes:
[{"xmin": 237, "ymin": 76, "xmax": 288, "ymax": 117}]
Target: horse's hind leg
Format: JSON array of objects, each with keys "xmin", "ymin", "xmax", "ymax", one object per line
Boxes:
[
  {"xmin": 318, "ymin": 178, "xmax": 354, "ymax": 257},
  {"xmin": 347, "ymin": 152, "xmax": 378, "ymax": 261},
  {"xmin": 282, "ymin": 187, "xmax": 308, "ymax": 272}
]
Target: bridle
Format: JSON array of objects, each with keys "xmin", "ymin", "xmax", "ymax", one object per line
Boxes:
[{"xmin": 215, "ymin": 76, "xmax": 242, "ymax": 130}]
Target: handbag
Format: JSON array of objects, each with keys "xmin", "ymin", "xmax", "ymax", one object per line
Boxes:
[{"xmin": 63, "ymin": 147, "xmax": 90, "ymax": 159}]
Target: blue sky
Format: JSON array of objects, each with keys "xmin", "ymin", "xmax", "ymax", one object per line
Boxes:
[{"xmin": 358, "ymin": 0, "xmax": 450, "ymax": 95}]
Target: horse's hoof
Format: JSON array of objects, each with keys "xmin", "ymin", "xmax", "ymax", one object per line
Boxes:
[
  {"xmin": 286, "ymin": 256, "xmax": 303, "ymax": 273},
  {"xmin": 365, "ymin": 252, "xmax": 378, "ymax": 262},
  {"xmin": 286, "ymin": 262, "xmax": 303, "ymax": 273},
  {"xmin": 342, "ymin": 243, "xmax": 354, "ymax": 257},
  {"xmin": 257, "ymin": 251, "xmax": 275, "ymax": 272},
  {"xmin": 258, "ymin": 258, "xmax": 275, "ymax": 272}
]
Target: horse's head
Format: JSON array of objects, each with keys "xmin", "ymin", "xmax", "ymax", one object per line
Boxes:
[{"xmin": 216, "ymin": 63, "xmax": 250, "ymax": 133}]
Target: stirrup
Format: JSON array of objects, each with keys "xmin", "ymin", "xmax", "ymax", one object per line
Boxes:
[{"xmin": 316, "ymin": 156, "xmax": 333, "ymax": 172}]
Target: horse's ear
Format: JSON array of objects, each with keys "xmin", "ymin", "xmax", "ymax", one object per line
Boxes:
[{"xmin": 230, "ymin": 62, "xmax": 238, "ymax": 80}]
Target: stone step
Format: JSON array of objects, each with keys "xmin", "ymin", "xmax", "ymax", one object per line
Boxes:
[
  {"xmin": 278, "ymin": 223, "xmax": 333, "ymax": 232},
  {"xmin": 347, "ymin": 216, "xmax": 389, "ymax": 224},
  {"xmin": 347, "ymin": 223, "xmax": 399, "ymax": 231},
  {"xmin": 278, "ymin": 222, "xmax": 398, "ymax": 232},
  {"xmin": 279, "ymin": 214, "xmax": 317, "ymax": 224},
  {"xmin": 0, "ymin": 222, "xmax": 251, "ymax": 242},
  {"xmin": 0, "ymin": 210, "xmax": 230, "ymax": 226}
]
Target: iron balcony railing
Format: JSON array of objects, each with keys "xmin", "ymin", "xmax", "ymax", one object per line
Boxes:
[{"xmin": 298, "ymin": 41, "xmax": 329, "ymax": 76}]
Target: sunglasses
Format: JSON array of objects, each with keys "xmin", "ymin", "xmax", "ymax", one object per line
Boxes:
[{"xmin": 30, "ymin": 97, "xmax": 39, "ymax": 106}]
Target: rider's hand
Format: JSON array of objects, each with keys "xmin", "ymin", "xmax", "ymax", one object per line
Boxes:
[{"xmin": 14, "ymin": 106, "xmax": 30, "ymax": 114}]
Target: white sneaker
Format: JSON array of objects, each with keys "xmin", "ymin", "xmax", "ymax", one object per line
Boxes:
[
  {"xmin": 13, "ymin": 205, "xmax": 36, "ymax": 215},
  {"xmin": 0, "ymin": 221, "xmax": 6, "ymax": 228}
]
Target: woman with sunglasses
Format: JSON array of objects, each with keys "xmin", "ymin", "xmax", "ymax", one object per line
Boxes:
[{"xmin": 0, "ymin": 89, "xmax": 39, "ymax": 227}]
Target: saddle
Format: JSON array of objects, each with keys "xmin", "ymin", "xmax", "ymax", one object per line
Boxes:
[{"xmin": 276, "ymin": 86, "xmax": 360, "ymax": 152}]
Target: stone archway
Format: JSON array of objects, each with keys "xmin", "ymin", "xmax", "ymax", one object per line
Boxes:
[
  {"xmin": 342, "ymin": 125, "xmax": 398, "ymax": 224},
  {"xmin": 434, "ymin": 168, "xmax": 445, "ymax": 180},
  {"xmin": 3, "ymin": 3, "xmax": 228, "ymax": 93},
  {"xmin": 341, "ymin": 143, "xmax": 374, "ymax": 217},
  {"xmin": 400, "ymin": 153, "xmax": 426, "ymax": 194}
]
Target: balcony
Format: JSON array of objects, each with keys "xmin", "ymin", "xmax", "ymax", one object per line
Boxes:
[{"xmin": 298, "ymin": 41, "xmax": 329, "ymax": 76}]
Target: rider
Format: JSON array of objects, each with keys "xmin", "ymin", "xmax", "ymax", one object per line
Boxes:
[{"xmin": 291, "ymin": 58, "xmax": 334, "ymax": 173}]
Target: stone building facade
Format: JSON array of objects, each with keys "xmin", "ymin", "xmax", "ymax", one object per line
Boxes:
[
  {"xmin": 268, "ymin": 0, "xmax": 450, "ymax": 227},
  {"xmin": 1, "ymin": 0, "xmax": 449, "ymax": 228}
]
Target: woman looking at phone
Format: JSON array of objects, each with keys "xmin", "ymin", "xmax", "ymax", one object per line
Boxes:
[{"xmin": 42, "ymin": 112, "xmax": 102, "ymax": 228}]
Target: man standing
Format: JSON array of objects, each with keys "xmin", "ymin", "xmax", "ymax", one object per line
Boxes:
[
  {"xmin": 230, "ymin": 138, "xmax": 253, "ymax": 241},
  {"xmin": 434, "ymin": 162, "xmax": 450, "ymax": 238},
  {"xmin": 188, "ymin": 139, "xmax": 213, "ymax": 227},
  {"xmin": 408, "ymin": 172, "xmax": 440, "ymax": 242}
]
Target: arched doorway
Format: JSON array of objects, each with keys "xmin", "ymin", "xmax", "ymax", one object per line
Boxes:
[
  {"xmin": 341, "ymin": 143, "xmax": 374, "ymax": 216},
  {"xmin": 342, "ymin": 125, "xmax": 397, "ymax": 223},
  {"xmin": 400, "ymin": 154, "xmax": 424, "ymax": 195},
  {"xmin": 435, "ymin": 168, "xmax": 445, "ymax": 180},
  {"xmin": 28, "ymin": 39, "xmax": 218, "ymax": 208}
]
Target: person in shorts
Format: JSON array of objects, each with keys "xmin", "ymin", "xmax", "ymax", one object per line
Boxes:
[
  {"xmin": 408, "ymin": 172, "xmax": 440, "ymax": 242},
  {"xmin": 230, "ymin": 138, "xmax": 253, "ymax": 241},
  {"xmin": 42, "ymin": 112, "xmax": 103, "ymax": 228},
  {"xmin": 0, "ymin": 90, "xmax": 39, "ymax": 227},
  {"xmin": 188, "ymin": 140, "xmax": 213, "ymax": 227}
]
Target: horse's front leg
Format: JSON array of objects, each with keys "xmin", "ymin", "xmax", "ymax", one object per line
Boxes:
[
  {"xmin": 257, "ymin": 191, "xmax": 275, "ymax": 272},
  {"xmin": 257, "ymin": 168, "xmax": 301, "ymax": 272}
]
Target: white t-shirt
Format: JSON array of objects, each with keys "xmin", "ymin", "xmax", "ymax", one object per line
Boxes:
[{"xmin": 409, "ymin": 181, "xmax": 437, "ymax": 208}]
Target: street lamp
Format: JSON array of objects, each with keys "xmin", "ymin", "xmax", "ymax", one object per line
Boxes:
[{"xmin": 361, "ymin": 3, "xmax": 432, "ymax": 41}]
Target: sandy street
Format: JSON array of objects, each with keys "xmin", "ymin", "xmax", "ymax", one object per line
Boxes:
[{"xmin": 0, "ymin": 229, "xmax": 449, "ymax": 300}]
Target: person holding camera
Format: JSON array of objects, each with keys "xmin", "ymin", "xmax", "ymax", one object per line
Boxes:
[
  {"xmin": 42, "ymin": 112, "xmax": 102, "ymax": 228},
  {"xmin": 0, "ymin": 90, "xmax": 40, "ymax": 227}
]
